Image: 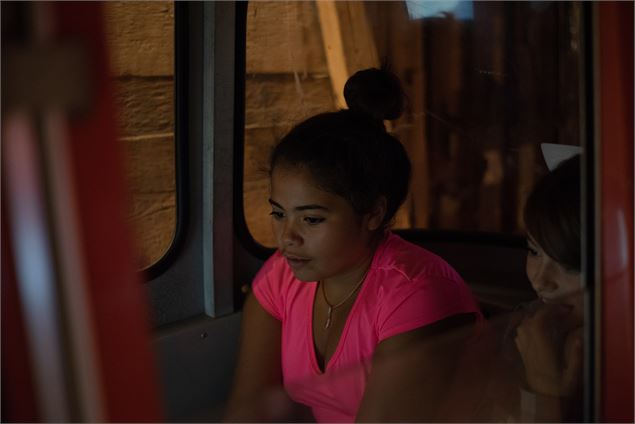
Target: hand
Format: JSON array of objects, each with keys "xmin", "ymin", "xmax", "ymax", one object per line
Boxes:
[{"xmin": 514, "ymin": 303, "xmax": 583, "ymax": 397}]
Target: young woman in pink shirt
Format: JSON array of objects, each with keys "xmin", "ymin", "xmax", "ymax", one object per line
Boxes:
[{"xmin": 225, "ymin": 68, "xmax": 481, "ymax": 422}]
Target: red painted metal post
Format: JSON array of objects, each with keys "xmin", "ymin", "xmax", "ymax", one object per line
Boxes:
[
  {"xmin": 50, "ymin": 3, "xmax": 165, "ymax": 421},
  {"xmin": 598, "ymin": 2, "xmax": 634, "ymax": 422}
]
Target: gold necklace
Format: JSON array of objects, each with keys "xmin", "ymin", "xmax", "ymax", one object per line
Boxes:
[{"xmin": 321, "ymin": 270, "xmax": 369, "ymax": 329}]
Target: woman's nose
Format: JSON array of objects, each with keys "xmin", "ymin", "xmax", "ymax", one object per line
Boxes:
[
  {"xmin": 530, "ymin": 261, "xmax": 558, "ymax": 293},
  {"xmin": 281, "ymin": 221, "xmax": 302, "ymax": 246}
]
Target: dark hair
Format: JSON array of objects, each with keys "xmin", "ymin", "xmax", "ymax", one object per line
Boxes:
[
  {"xmin": 523, "ymin": 155, "xmax": 581, "ymax": 271},
  {"xmin": 270, "ymin": 68, "xmax": 411, "ymax": 229}
]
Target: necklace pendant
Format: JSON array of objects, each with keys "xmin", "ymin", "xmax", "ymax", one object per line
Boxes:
[{"xmin": 324, "ymin": 306, "xmax": 333, "ymax": 329}]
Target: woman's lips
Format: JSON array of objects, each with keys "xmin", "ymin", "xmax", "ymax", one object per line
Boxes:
[
  {"xmin": 284, "ymin": 255, "xmax": 311, "ymax": 270},
  {"xmin": 539, "ymin": 296, "xmax": 576, "ymax": 311}
]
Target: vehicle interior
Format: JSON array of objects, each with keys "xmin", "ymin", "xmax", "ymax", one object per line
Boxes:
[{"xmin": 1, "ymin": 1, "xmax": 632, "ymax": 422}]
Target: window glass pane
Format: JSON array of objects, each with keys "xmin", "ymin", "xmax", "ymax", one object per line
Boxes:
[
  {"xmin": 104, "ymin": 1, "xmax": 176, "ymax": 269},
  {"xmin": 243, "ymin": 1, "xmax": 582, "ymax": 244},
  {"xmin": 244, "ymin": 1, "xmax": 335, "ymax": 247},
  {"xmin": 242, "ymin": 2, "xmax": 586, "ymax": 421}
]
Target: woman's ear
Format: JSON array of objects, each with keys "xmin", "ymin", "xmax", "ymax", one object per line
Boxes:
[{"xmin": 367, "ymin": 196, "xmax": 387, "ymax": 231}]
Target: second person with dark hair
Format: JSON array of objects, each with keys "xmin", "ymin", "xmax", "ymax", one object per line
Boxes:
[{"xmin": 225, "ymin": 68, "xmax": 481, "ymax": 422}]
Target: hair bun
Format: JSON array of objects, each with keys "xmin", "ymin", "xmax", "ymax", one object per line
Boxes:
[{"xmin": 343, "ymin": 68, "xmax": 405, "ymax": 121}]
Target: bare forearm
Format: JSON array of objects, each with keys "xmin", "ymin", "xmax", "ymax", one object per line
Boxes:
[{"xmin": 224, "ymin": 293, "xmax": 284, "ymax": 421}]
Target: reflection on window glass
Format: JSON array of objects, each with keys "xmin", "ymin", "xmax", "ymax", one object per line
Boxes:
[
  {"xmin": 104, "ymin": 1, "xmax": 176, "ymax": 269},
  {"xmin": 242, "ymin": 2, "xmax": 585, "ymax": 421},
  {"xmin": 406, "ymin": 0, "xmax": 474, "ymax": 20},
  {"xmin": 244, "ymin": 1, "xmax": 582, "ymax": 247}
]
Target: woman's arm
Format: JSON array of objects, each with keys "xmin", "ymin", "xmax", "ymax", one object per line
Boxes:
[
  {"xmin": 514, "ymin": 305, "xmax": 583, "ymax": 396},
  {"xmin": 514, "ymin": 305, "xmax": 583, "ymax": 422},
  {"xmin": 223, "ymin": 292, "xmax": 284, "ymax": 422},
  {"xmin": 356, "ymin": 313, "xmax": 477, "ymax": 422}
]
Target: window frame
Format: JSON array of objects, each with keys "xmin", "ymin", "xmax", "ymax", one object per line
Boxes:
[
  {"xmin": 146, "ymin": 1, "xmax": 239, "ymax": 324},
  {"xmin": 143, "ymin": 1, "xmax": 188, "ymax": 280}
]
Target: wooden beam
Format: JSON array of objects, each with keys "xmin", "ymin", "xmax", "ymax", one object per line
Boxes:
[
  {"xmin": 316, "ymin": 1, "xmax": 379, "ymax": 110},
  {"xmin": 340, "ymin": 2, "xmax": 379, "ymax": 71},
  {"xmin": 316, "ymin": 0, "xmax": 349, "ymax": 109}
]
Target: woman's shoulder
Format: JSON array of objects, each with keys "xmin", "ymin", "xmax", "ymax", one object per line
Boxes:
[
  {"xmin": 253, "ymin": 251, "xmax": 298, "ymax": 292},
  {"xmin": 257, "ymin": 250, "xmax": 286, "ymax": 274},
  {"xmin": 251, "ymin": 251, "xmax": 310, "ymax": 320},
  {"xmin": 363, "ymin": 233, "xmax": 481, "ymax": 341},
  {"xmin": 373, "ymin": 232, "xmax": 464, "ymax": 286}
]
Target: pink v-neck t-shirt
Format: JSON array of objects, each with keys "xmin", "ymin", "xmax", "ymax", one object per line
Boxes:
[{"xmin": 252, "ymin": 232, "xmax": 480, "ymax": 422}]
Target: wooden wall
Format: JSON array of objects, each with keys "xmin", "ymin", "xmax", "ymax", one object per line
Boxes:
[
  {"xmin": 243, "ymin": 1, "xmax": 335, "ymax": 246},
  {"xmin": 104, "ymin": 1, "xmax": 582, "ymax": 256},
  {"xmin": 104, "ymin": 1, "xmax": 175, "ymax": 269}
]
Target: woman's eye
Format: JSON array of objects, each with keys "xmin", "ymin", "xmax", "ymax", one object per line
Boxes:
[
  {"xmin": 527, "ymin": 247, "xmax": 539, "ymax": 257},
  {"xmin": 304, "ymin": 216, "xmax": 324, "ymax": 225},
  {"xmin": 270, "ymin": 211, "xmax": 284, "ymax": 220},
  {"xmin": 525, "ymin": 241, "xmax": 539, "ymax": 256}
]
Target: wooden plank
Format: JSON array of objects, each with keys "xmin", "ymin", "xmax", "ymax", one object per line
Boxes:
[
  {"xmin": 245, "ymin": 74, "xmax": 334, "ymax": 129},
  {"xmin": 112, "ymin": 77, "xmax": 174, "ymax": 137},
  {"xmin": 316, "ymin": 0, "xmax": 349, "ymax": 109},
  {"xmin": 128, "ymin": 192, "xmax": 176, "ymax": 267},
  {"xmin": 246, "ymin": 1, "xmax": 327, "ymax": 74},
  {"xmin": 103, "ymin": 1, "xmax": 174, "ymax": 77},
  {"xmin": 124, "ymin": 134, "xmax": 175, "ymax": 194},
  {"xmin": 316, "ymin": 1, "xmax": 380, "ymax": 109},
  {"xmin": 338, "ymin": 2, "xmax": 379, "ymax": 74},
  {"xmin": 243, "ymin": 127, "xmax": 280, "ymax": 184},
  {"xmin": 124, "ymin": 133, "xmax": 175, "ymax": 267}
]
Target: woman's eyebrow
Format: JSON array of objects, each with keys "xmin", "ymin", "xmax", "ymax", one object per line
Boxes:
[
  {"xmin": 296, "ymin": 204, "xmax": 329, "ymax": 212},
  {"xmin": 268, "ymin": 199, "xmax": 284, "ymax": 209},
  {"xmin": 268, "ymin": 199, "xmax": 329, "ymax": 212}
]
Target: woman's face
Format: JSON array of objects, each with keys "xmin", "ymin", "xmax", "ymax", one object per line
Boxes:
[
  {"xmin": 269, "ymin": 165, "xmax": 378, "ymax": 284},
  {"xmin": 526, "ymin": 234, "xmax": 583, "ymax": 319}
]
